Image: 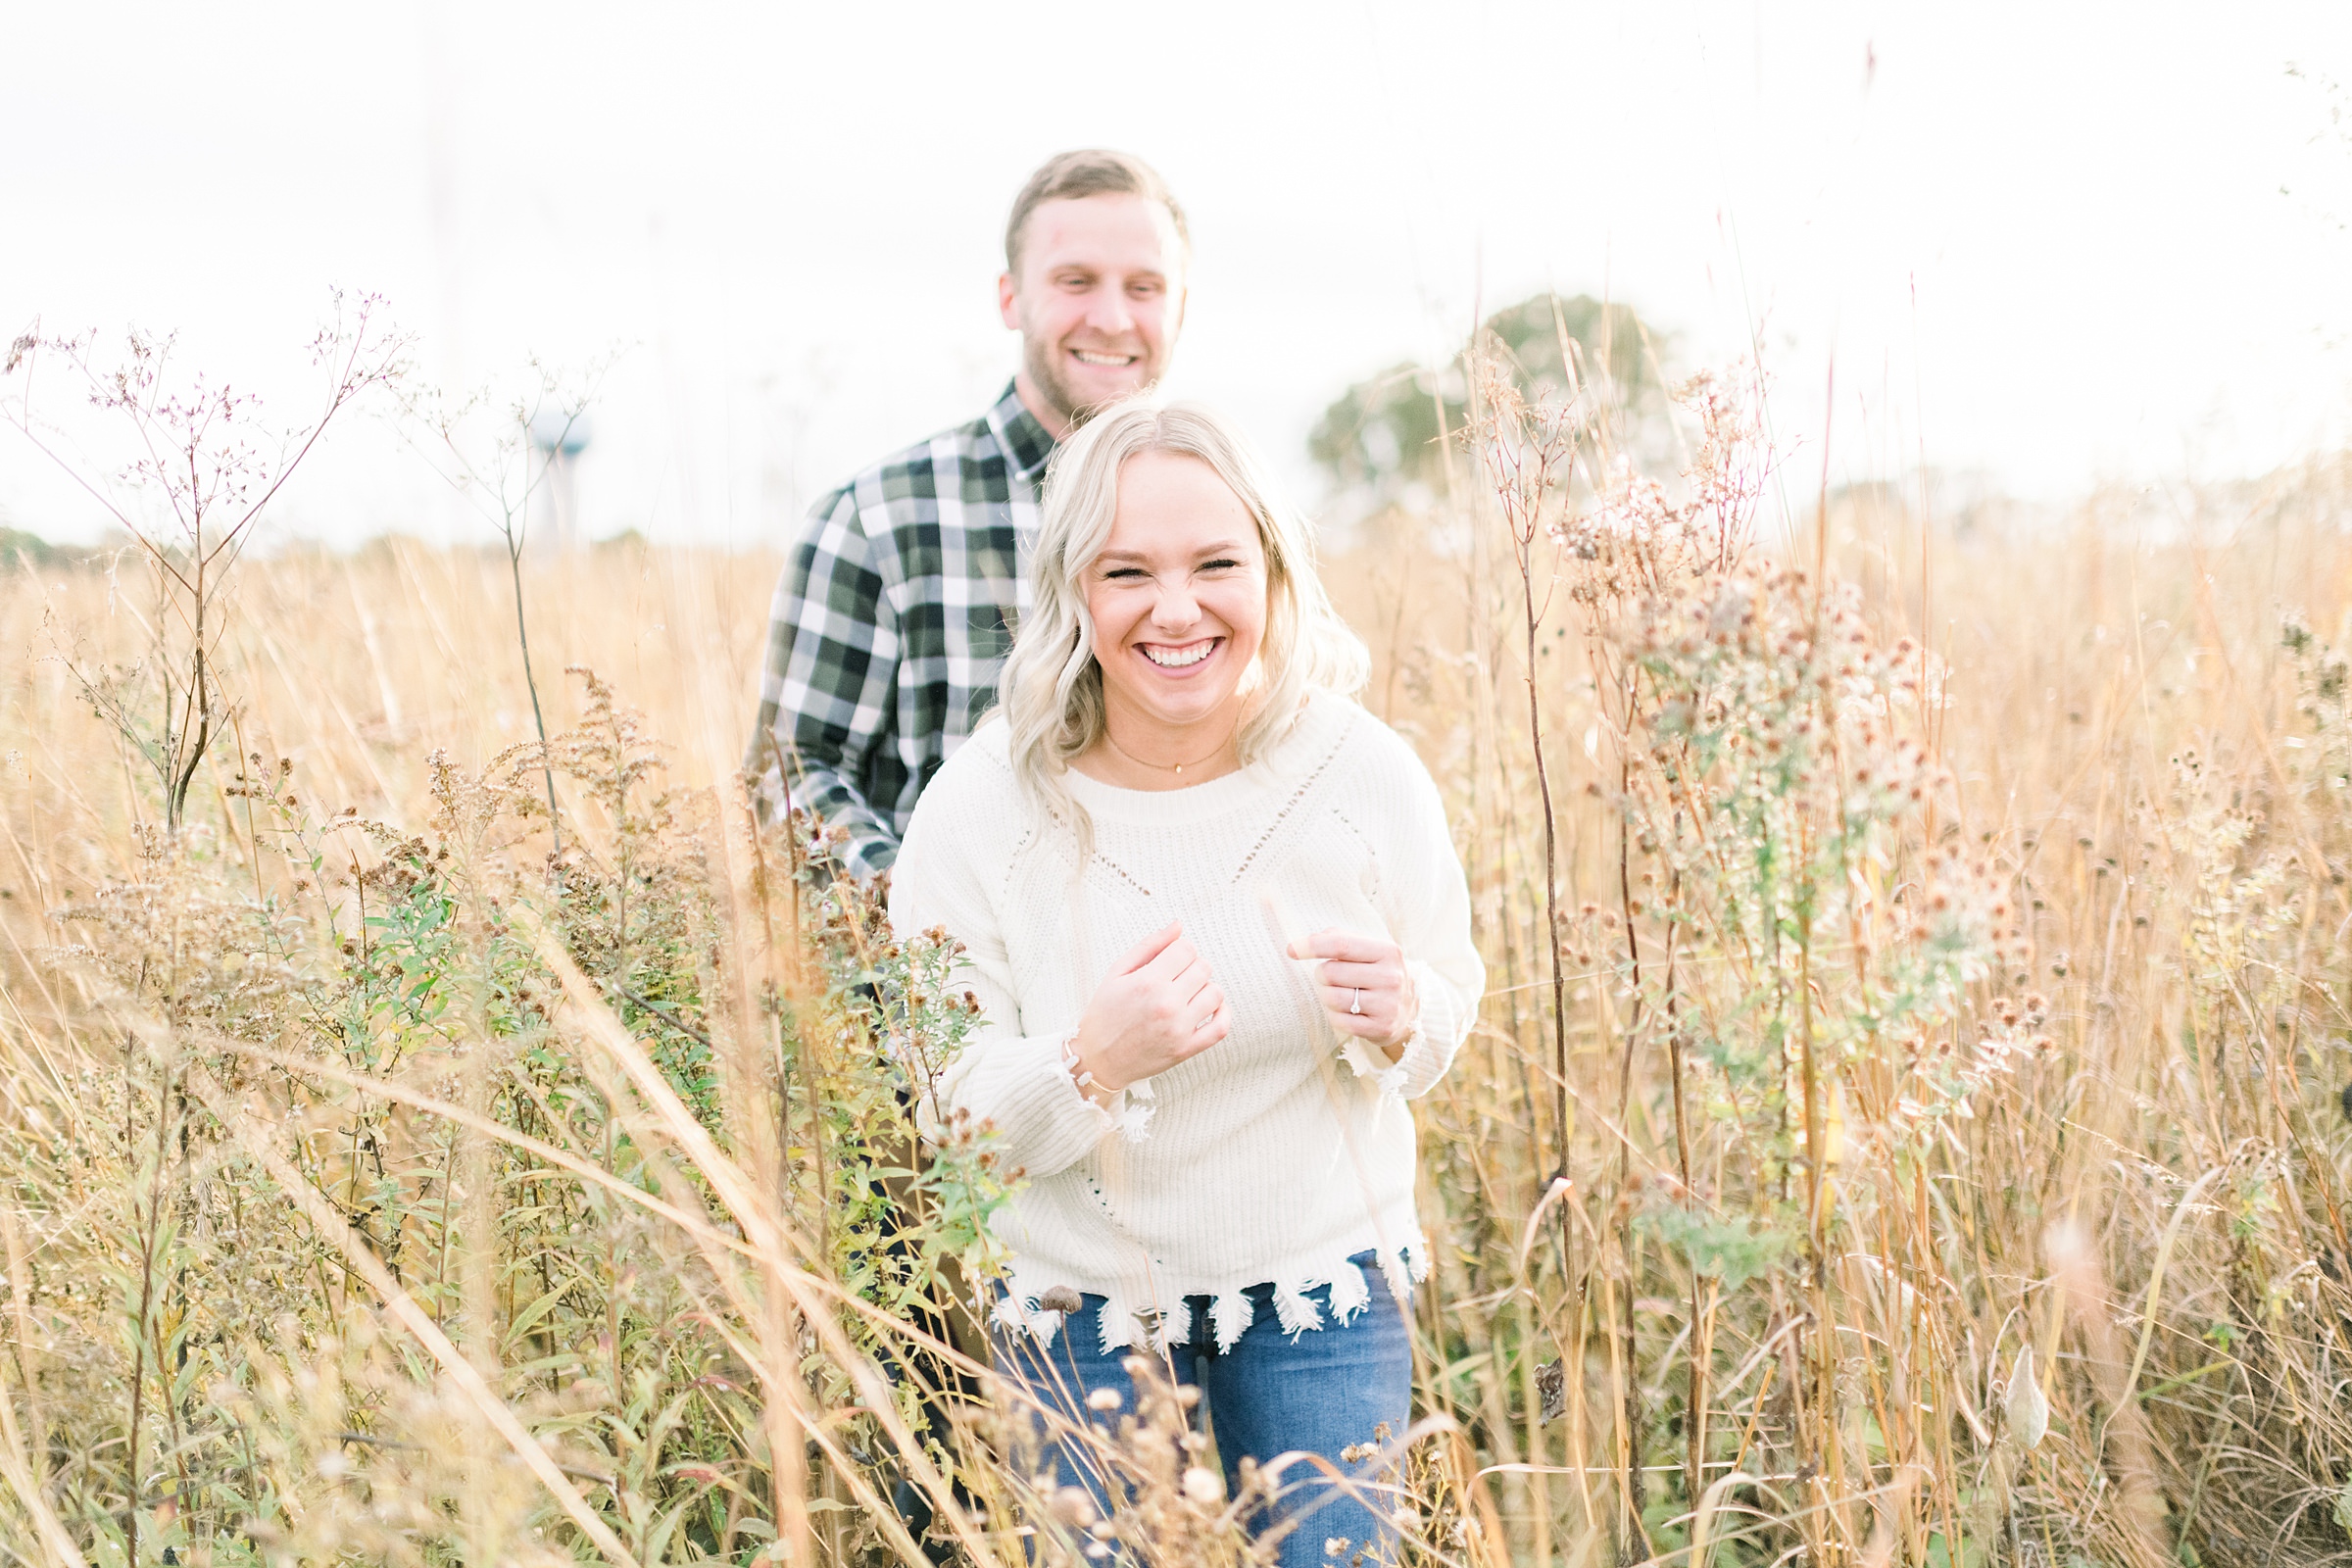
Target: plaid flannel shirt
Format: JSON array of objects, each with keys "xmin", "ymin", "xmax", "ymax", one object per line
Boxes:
[{"xmin": 747, "ymin": 382, "xmax": 1056, "ymax": 877}]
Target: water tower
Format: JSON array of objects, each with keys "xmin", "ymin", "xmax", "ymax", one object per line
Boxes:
[{"xmin": 527, "ymin": 407, "xmax": 592, "ymax": 553}]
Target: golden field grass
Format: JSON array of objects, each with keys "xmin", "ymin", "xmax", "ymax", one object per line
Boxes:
[{"xmin": 5, "ymin": 408, "xmax": 2352, "ymax": 1568}]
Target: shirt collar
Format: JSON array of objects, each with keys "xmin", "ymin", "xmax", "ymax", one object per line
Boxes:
[{"xmin": 985, "ymin": 379, "xmax": 1058, "ymax": 485}]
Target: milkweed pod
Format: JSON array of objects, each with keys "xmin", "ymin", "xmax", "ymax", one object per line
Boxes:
[{"xmin": 2005, "ymin": 1343, "xmax": 2049, "ymax": 1450}]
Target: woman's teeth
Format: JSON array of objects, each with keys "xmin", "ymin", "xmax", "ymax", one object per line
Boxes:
[{"xmin": 1143, "ymin": 642, "xmax": 1213, "ymax": 668}]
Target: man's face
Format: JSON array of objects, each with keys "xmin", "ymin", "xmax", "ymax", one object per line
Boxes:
[{"xmin": 1000, "ymin": 193, "xmax": 1187, "ymax": 436}]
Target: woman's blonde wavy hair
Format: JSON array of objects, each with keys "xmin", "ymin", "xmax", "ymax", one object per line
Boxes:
[{"xmin": 997, "ymin": 398, "xmax": 1369, "ymax": 851}]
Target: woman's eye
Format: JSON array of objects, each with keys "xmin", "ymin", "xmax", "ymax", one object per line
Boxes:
[
  {"xmin": 1200, "ymin": 559, "xmax": 1243, "ymax": 572},
  {"xmin": 1102, "ymin": 567, "xmax": 1148, "ymax": 581}
]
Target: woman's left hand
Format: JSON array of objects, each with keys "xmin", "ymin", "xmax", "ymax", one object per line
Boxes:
[{"xmin": 1289, "ymin": 928, "xmax": 1419, "ymax": 1060}]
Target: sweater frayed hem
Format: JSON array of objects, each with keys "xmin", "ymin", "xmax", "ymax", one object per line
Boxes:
[
  {"xmin": 1337, "ymin": 1034, "xmax": 1412, "ymax": 1098},
  {"xmin": 991, "ymin": 1240, "xmax": 1427, "ymax": 1357}
]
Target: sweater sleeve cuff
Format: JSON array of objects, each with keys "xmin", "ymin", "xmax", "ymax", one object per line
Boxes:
[
  {"xmin": 1332, "ymin": 962, "xmax": 1463, "ymax": 1099},
  {"xmin": 1386, "ymin": 960, "xmax": 1465, "ymax": 1101},
  {"xmin": 946, "ymin": 1031, "xmax": 1125, "ymax": 1179}
]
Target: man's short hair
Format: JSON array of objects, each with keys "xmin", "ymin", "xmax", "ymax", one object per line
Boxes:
[{"xmin": 1004, "ymin": 150, "xmax": 1189, "ymax": 273}]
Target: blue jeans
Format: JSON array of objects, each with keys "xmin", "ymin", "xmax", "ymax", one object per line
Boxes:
[{"xmin": 994, "ymin": 1254, "xmax": 1413, "ymax": 1568}]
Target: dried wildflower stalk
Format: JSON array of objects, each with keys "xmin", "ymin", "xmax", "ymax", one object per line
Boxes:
[{"xmin": 1, "ymin": 298, "xmax": 407, "ymax": 833}]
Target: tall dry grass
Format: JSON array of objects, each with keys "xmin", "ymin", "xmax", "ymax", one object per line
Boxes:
[{"xmin": 2, "ymin": 369, "xmax": 2352, "ymax": 1566}]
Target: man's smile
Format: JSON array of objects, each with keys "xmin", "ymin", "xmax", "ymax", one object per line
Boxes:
[{"xmin": 1071, "ymin": 347, "xmax": 1140, "ymax": 368}]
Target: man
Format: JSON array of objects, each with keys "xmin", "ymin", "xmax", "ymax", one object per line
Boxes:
[{"xmin": 748, "ymin": 149, "xmax": 1190, "ymax": 872}]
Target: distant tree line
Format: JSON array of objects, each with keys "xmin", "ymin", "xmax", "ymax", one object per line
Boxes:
[{"xmin": 0, "ymin": 525, "xmax": 78, "ymax": 571}]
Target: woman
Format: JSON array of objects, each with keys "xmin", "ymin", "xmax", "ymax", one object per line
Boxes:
[{"xmin": 890, "ymin": 399, "xmax": 1483, "ymax": 1566}]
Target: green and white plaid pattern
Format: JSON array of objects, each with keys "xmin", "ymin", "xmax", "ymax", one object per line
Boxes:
[{"xmin": 748, "ymin": 382, "xmax": 1057, "ymax": 877}]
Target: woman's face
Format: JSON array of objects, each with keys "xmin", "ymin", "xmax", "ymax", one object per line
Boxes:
[{"xmin": 1084, "ymin": 449, "xmax": 1269, "ymax": 743}]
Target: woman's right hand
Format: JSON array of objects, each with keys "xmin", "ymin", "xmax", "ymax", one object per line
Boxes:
[{"xmin": 1068, "ymin": 921, "xmax": 1229, "ymax": 1101}]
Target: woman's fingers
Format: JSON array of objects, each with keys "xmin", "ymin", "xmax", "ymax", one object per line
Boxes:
[
  {"xmin": 1287, "ymin": 927, "xmax": 1398, "ymax": 964},
  {"xmin": 1320, "ymin": 987, "xmax": 1396, "ymax": 1024},
  {"xmin": 1315, "ymin": 957, "xmax": 1396, "ymax": 990},
  {"xmin": 1315, "ymin": 958, "xmax": 1417, "ymax": 1049},
  {"xmin": 1115, "ymin": 920, "xmax": 1186, "ymax": 975},
  {"xmin": 1317, "ymin": 971, "xmax": 1388, "ymax": 1007},
  {"xmin": 1166, "ymin": 955, "xmax": 1215, "ymax": 1008},
  {"xmin": 1316, "ymin": 955, "xmax": 1401, "ymax": 1018},
  {"xmin": 1318, "ymin": 975, "xmax": 1393, "ymax": 1004},
  {"xmin": 1134, "ymin": 930, "xmax": 1203, "ymax": 985},
  {"xmin": 1086, "ymin": 923, "xmax": 1237, "ymax": 1083},
  {"xmin": 1192, "ymin": 989, "xmax": 1227, "ymax": 1036}
]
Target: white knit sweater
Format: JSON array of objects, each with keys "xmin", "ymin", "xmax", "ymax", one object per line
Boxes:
[{"xmin": 889, "ymin": 692, "xmax": 1485, "ymax": 1353}]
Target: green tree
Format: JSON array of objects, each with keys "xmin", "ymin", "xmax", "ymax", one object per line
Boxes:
[{"xmin": 1309, "ymin": 292, "xmax": 1669, "ymax": 513}]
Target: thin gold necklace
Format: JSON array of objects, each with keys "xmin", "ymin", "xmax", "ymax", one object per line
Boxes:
[{"xmin": 1101, "ymin": 723, "xmax": 1236, "ymax": 779}]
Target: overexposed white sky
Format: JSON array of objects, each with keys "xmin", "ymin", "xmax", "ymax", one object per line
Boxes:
[{"xmin": 5, "ymin": 1, "xmax": 2350, "ymax": 547}]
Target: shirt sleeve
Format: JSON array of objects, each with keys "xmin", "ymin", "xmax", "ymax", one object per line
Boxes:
[
  {"xmin": 888, "ymin": 770, "xmax": 1119, "ymax": 1180},
  {"xmin": 747, "ymin": 487, "xmax": 903, "ymax": 878},
  {"xmin": 1374, "ymin": 751, "xmax": 1487, "ymax": 1101}
]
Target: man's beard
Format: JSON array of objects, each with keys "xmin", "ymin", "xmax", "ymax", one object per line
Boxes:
[{"xmin": 1023, "ymin": 332, "xmax": 1153, "ymax": 432}]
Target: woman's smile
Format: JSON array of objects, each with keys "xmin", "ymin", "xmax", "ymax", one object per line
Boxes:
[{"xmin": 1137, "ymin": 636, "xmax": 1222, "ymax": 671}]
